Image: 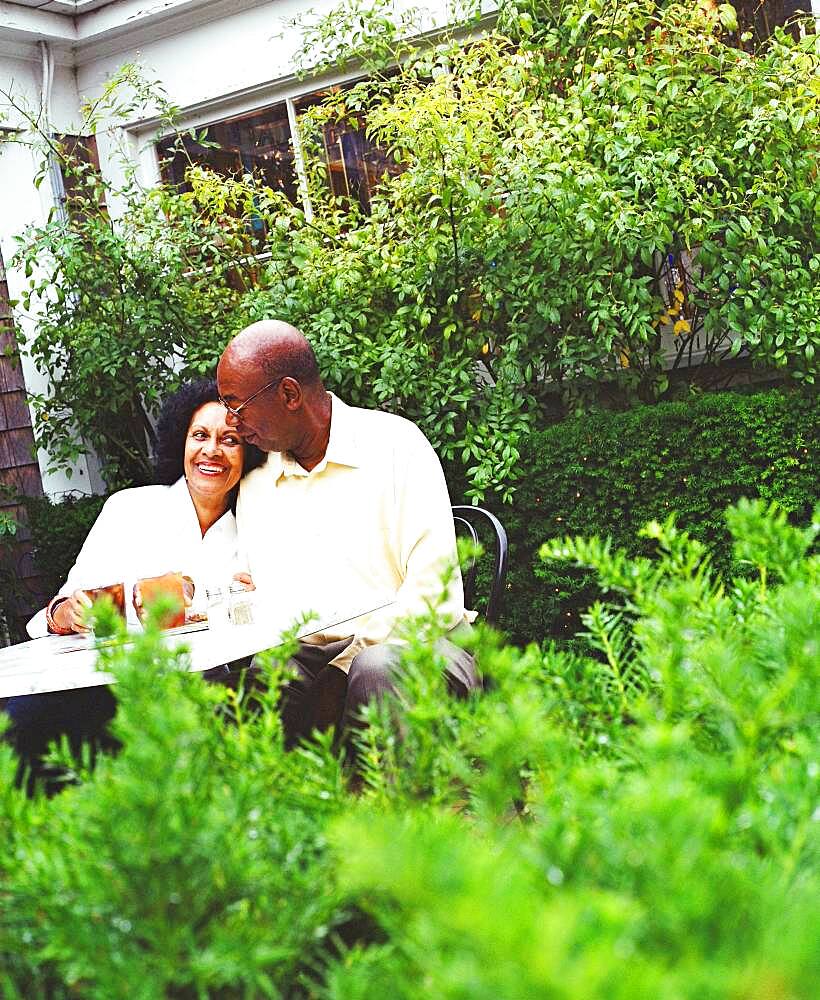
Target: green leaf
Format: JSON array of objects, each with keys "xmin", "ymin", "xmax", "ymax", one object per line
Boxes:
[{"xmin": 718, "ymin": 4, "xmax": 739, "ymax": 33}]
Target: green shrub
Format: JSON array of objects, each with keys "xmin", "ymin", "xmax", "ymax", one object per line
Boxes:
[
  {"xmin": 6, "ymin": 1, "xmax": 818, "ymax": 496},
  {"xmin": 241, "ymin": 0, "xmax": 820, "ymax": 500},
  {"xmin": 0, "ymin": 499, "xmax": 816, "ymax": 997},
  {"xmin": 0, "ymin": 489, "xmax": 22, "ymax": 643},
  {"xmin": 473, "ymin": 387, "xmax": 818, "ymax": 643},
  {"xmin": 23, "ymin": 492, "xmax": 106, "ymax": 599},
  {"xmin": 4, "ymin": 68, "xmax": 262, "ymax": 488}
]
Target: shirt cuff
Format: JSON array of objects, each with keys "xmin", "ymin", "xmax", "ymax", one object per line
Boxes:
[{"xmin": 327, "ymin": 635, "xmax": 371, "ymax": 674}]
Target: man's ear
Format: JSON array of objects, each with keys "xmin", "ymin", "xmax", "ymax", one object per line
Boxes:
[{"xmin": 281, "ymin": 376, "xmax": 302, "ymax": 409}]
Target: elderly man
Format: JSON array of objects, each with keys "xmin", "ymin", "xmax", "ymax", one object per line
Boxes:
[{"xmin": 217, "ymin": 320, "xmax": 478, "ymax": 742}]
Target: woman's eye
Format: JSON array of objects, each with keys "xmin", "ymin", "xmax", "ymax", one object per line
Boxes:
[
  {"xmin": 191, "ymin": 431, "xmax": 207, "ymax": 440},
  {"xmin": 223, "ymin": 436, "xmax": 240, "ymax": 447}
]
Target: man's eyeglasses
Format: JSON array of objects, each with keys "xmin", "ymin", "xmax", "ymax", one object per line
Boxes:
[{"xmin": 219, "ymin": 377, "xmax": 285, "ymax": 418}]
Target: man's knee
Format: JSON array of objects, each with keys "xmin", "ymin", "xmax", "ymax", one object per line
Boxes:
[
  {"xmin": 437, "ymin": 637, "xmax": 480, "ymax": 698},
  {"xmin": 347, "ymin": 644, "xmax": 400, "ymax": 698},
  {"xmin": 349, "ymin": 642, "xmax": 400, "ymax": 671}
]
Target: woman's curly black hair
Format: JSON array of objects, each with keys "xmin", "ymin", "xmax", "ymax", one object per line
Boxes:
[{"xmin": 152, "ymin": 378, "xmax": 265, "ymax": 487}]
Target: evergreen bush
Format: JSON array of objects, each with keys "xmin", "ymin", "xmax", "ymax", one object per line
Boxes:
[
  {"xmin": 0, "ymin": 499, "xmax": 816, "ymax": 997},
  {"xmin": 477, "ymin": 387, "xmax": 818, "ymax": 643},
  {"xmin": 23, "ymin": 493, "xmax": 106, "ymax": 601}
]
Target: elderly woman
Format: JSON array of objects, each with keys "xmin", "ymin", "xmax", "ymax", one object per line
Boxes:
[{"xmin": 7, "ymin": 378, "xmax": 263, "ymax": 790}]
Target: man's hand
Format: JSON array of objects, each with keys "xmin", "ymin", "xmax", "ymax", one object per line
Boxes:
[{"xmin": 52, "ymin": 590, "xmax": 93, "ymax": 633}]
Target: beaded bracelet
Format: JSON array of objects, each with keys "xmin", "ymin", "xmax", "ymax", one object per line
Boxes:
[{"xmin": 45, "ymin": 596, "xmax": 73, "ymax": 636}]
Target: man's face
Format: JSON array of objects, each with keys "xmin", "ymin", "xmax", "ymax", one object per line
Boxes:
[{"xmin": 217, "ymin": 353, "xmax": 291, "ymax": 453}]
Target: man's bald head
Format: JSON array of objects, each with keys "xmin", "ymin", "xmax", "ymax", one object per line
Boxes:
[
  {"xmin": 217, "ymin": 320, "xmax": 329, "ymax": 458},
  {"xmin": 222, "ymin": 320, "xmax": 322, "ymax": 389}
]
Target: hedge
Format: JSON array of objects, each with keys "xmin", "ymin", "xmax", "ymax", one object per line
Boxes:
[
  {"xmin": 482, "ymin": 387, "xmax": 818, "ymax": 644},
  {"xmin": 21, "ymin": 388, "xmax": 819, "ymax": 646}
]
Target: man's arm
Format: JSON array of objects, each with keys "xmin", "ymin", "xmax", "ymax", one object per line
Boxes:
[{"xmin": 328, "ymin": 430, "xmax": 467, "ymax": 672}]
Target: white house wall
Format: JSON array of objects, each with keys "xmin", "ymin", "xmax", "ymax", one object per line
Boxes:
[
  {"xmin": 0, "ymin": 47, "xmax": 100, "ymax": 496},
  {"xmin": 77, "ymin": 0, "xmax": 428, "ymax": 113}
]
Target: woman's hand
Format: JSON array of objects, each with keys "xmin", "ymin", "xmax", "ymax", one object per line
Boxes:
[
  {"xmin": 232, "ymin": 572, "xmax": 255, "ymax": 591},
  {"xmin": 52, "ymin": 590, "xmax": 93, "ymax": 634}
]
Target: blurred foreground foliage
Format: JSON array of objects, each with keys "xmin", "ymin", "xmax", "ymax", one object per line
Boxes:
[{"xmin": 0, "ymin": 498, "xmax": 817, "ymax": 997}]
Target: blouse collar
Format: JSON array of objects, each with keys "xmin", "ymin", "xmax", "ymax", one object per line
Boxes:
[{"xmin": 172, "ymin": 477, "xmax": 236, "ymax": 538}]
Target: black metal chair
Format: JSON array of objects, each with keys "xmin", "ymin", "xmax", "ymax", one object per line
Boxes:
[{"xmin": 452, "ymin": 505, "xmax": 509, "ymax": 627}]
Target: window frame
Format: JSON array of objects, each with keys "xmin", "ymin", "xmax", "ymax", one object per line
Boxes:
[{"xmin": 139, "ymin": 66, "xmax": 384, "ymax": 222}]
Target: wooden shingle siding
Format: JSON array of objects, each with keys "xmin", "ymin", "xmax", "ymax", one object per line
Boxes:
[
  {"xmin": 1, "ymin": 389, "xmax": 34, "ymax": 432},
  {"xmin": 1, "ymin": 249, "xmax": 45, "ymax": 643},
  {"xmin": 0, "ymin": 340, "xmax": 25, "ymax": 392}
]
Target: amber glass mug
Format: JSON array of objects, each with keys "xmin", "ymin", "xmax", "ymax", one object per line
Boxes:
[
  {"xmin": 81, "ymin": 582, "xmax": 126, "ymax": 635},
  {"xmin": 133, "ymin": 573, "xmax": 195, "ymax": 629},
  {"xmin": 83, "ymin": 582, "xmax": 126, "ymax": 616}
]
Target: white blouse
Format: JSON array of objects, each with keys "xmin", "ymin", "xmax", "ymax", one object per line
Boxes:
[{"xmin": 27, "ymin": 478, "xmax": 242, "ymax": 637}]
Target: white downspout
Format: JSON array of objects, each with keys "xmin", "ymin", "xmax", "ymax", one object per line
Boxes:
[{"xmin": 38, "ymin": 40, "xmax": 68, "ymax": 223}]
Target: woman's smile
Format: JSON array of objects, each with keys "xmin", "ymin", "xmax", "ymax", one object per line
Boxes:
[{"xmin": 195, "ymin": 462, "xmax": 228, "ymax": 477}]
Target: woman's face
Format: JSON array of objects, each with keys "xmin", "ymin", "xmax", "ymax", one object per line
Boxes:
[{"xmin": 183, "ymin": 401, "xmax": 244, "ymax": 505}]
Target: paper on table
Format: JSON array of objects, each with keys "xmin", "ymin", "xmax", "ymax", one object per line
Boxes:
[
  {"xmin": 297, "ymin": 602, "xmax": 394, "ymax": 641},
  {"xmin": 49, "ymin": 618, "xmax": 210, "ymax": 655}
]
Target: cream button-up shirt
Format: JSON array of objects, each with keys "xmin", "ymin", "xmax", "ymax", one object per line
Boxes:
[
  {"xmin": 236, "ymin": 394, "xmax": 471, "ymax": 672},
  {"xmin": 27, "ymin": 478, "xmax": 241, "ymax": 637}
]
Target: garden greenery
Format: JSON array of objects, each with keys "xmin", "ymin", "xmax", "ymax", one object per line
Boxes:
[
  {"xmin": 0, "ymin": 498, "xmax": 816, "ymax": 997},
  {"xmin": 242, "ymin": 0, "xmax": 820, "ymax": 498},
  {"xmin": 23, "ymin": 491, "xmax": 107, "ymax": 601},
  {"xmin": 0, "ymin": 489, "xmax": 20, "ymax": 644},
  {"xmin": 2, "ymin": 67, "xmax": 262, "ymax": 488},
  {"xmin": 478, "ymin": 386, "xmax": 820, "ymax": 643},
  {"xmin": 1, "ymin": 1, "xmax": 818, "ymax": 496}
]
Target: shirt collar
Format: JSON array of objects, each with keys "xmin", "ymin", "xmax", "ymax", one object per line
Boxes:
[
  {"xmin": 279, "ymin": 393, "xmax": 360, "ymax": 479},
  {"xmin": 171, "ymin": 476, "xmax": 193, "ymax": 502},
  {"xmin": 173, "ymin": 476, "xmax": 235, "ymax": 536}
]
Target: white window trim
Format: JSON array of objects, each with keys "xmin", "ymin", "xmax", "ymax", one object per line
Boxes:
[
  {"xmin": 129, "ymin": 63, "xmax": 377, "ymax": 219},
  {"xmin": 124, "ymin": 8, "xmax": 498, "ymax": 211}
]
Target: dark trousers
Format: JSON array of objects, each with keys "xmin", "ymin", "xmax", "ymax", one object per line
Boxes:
[
  {"xmin": 3, "ymin": 660, "xmax": 250, "ymax": 795},
  {"xmin": 3, "ymin": 635, "xmax": 478, "ymax": 789},
  {"xmin": 3, "ymin": 686, "xmax": 118, "ymax": 794},
  {"xmin": 279, "ymin": 631, "xmax": 479, "ymax": 748}
]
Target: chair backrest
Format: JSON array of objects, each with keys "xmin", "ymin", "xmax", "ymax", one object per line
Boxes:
[{"xmin": 452, "ymin": 505, "xmax": 509, "ymax": 627}]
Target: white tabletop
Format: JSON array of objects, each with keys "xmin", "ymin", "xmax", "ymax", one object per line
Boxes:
[{"xmin": 0, "ymin": 598, "xmax": 391, "ymax": 699}]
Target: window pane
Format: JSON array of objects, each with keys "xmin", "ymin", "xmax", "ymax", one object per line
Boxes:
[
  {"xmin": 55, "ymin": 134, "xmax": 104, "ymax": 218},
  {"xmin": 157, "ymin": 103, "xmax": 298, "ymax": 204},
  {"xmin": 735, "ymin": 1, "xmax": 814, "ymax": 45},
  {"xmin": 296, "ymin": 87, "xmax": 403, "ymax": 214}
]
